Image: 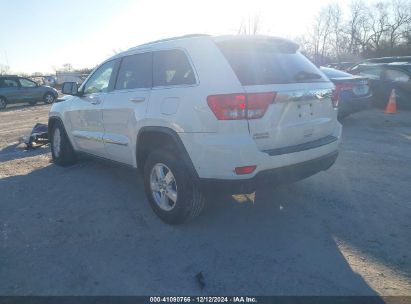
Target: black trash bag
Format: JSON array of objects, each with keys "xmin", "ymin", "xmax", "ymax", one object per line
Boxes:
[{"xmin": 23, "ymin": 123, "xmax": 49, "ymax": 149}]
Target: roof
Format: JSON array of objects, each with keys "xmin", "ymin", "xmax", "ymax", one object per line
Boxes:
[
  {"xmin": 133, "ymin": 34, "xmax": 211, "ymax": 49},
  {"xmin": 128, "ymin": 34, "xmax": 298, "ymax": 49},
  {"xmin": 119, "ymin": 34, "xmax": 299, "ymax": 56},
  {"xmin": 358, "ymin": 62, "xmax": 411, "ymax": 68},
  {"xmin": 364, "ymin": 56, "xmax": 411, "ymax": 63}
]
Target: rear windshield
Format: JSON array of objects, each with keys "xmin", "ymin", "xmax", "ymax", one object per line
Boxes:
[
  {"xmin": 321, "ymin": 67, "xmax": 352, "ymax": 78},
  {"xmin": 216, "ymin": 40, "xmax": 328, "ymax": 85}
]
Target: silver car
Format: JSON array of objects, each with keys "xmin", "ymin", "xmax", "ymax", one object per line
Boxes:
[{"xmin": 0, "ymin": 75, "xmax": 58, "ymax": 109}]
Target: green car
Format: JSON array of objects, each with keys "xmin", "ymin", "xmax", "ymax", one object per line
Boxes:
[{"xmin": 0, "ymin": 75, "xmax": 59, "ymax": 109}]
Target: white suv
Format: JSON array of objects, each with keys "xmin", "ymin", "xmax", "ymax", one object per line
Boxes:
[{"xmin": 49, "ymin": 34, "xmax": 342, "ymax": 224}]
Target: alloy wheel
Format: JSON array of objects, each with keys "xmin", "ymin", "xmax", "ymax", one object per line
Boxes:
[
  {"xmin": 150, "ymin": 163, "xmax": 178, "ymax": 211},
  {"xmin": 45, "ymin": 94, "xmax": 55, "ymax": 104}
]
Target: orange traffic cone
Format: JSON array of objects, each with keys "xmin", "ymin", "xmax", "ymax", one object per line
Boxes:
[{"xmin": 385, "ymin": 89, "xmax": 397, "ymax": 114}]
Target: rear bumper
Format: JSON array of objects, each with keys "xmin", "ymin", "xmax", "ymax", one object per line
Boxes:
[
  {"xmin": 179, "ymin": 122, "xmax": 342, "ymax": 180},
  {"xmin": 339, "ymin": 95, "xmax": 372, "ymax": 116},
  {"xmin": 200, "ymin": 151, "xmax": 338, "ymax": 193}
]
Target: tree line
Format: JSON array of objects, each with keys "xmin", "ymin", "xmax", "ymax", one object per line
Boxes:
[{"xmin": 297, "ymin": 0, "xmax": 411, "ymax": 65}]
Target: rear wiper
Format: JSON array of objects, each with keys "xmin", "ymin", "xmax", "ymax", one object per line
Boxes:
[{"xmin": 294, "ymin": 71, "xmax": 322, "ymax": 81}]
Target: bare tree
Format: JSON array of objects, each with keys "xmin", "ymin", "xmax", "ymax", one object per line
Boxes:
[
  {"xmin": 329, "ymin": 3, "xmax": 343, "ymax": 60},
  {"xmin": 369, "ymin": 2, "xmax": 390, "ymax": 51},
  {"xmin": 357, "ymin": 5, "xmax": 374, "ymax": 53},
  {"xmin": 111, "ymin": 48, "xmax": 124, "ymax": 55},
  {"xmin": 61, "ymin": 63, "xmax": 73, "ymax": 72},
  {"xmin": 304, "ymin": 6, "xmax": 332, "ymax": 65},
  {"xmin": 346, "ymin": 0, "xmax": 369, "ymax": 54},
  {"xmin": 0, "ymin": 64, "xmax": 10, "ymax": 75},
  {"xmin": 388, "ymin": 0, "xmax": 411, "ymax": 49},
  {"xmin": 238, "ymin": 15, "xmax": 261, "ymax": 35}
]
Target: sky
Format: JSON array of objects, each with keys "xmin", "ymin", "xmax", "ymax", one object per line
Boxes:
[{"xmin": 0, "ymin": 0, "xmax": 351, "ymax": 74}]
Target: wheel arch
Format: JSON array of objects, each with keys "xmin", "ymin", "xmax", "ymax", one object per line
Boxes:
[
  {"xmin": 48, "ymin": 116, "xmax": 73, "ymax": 147},
  {"xmin": 136, "ymin": 126, "xmax": 199, "ymax": 179}
]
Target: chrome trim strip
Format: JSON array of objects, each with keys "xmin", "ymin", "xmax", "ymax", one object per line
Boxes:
[
  {"xmin": 72, "ymin": 132, "xmax": 103, "ymax": 142},
  {"xmin": 73, "ymin": 131, "xmax": 129, "ymax": 146},
  {"xmin": 275, "ymin": 89, "xmax": 333, "ymax": 103},
  {"xmin": 103, "ymin": 137, "xmax": 129, "ymax": 146}
]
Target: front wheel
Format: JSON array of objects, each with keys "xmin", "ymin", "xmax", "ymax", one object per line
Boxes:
[
  {"xmin": 44, "ymin": 92, "xmax": 56, "ymax": 104},
  {"xmin": 0, "ymin": 97, "xmax": 7, "ymax": 110},
  {"xmin": 144, "ymin": 149, "xmax": 205, "ymax": 225},
  {"xmin": 50, "ymin": 121, "xmax": 77, "ymax": 166}
]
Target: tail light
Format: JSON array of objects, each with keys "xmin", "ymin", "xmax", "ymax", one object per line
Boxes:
[
  {"xmin": 331, "ymin": 83, "xmax": 353, "ymax": 108},
  {"xmin": 235, "ymin": 165, "xmax": 257, "ymax": 175},
  {"xmin": 207, "ymin": 92, "xmax": 276, "ymax": 120}
]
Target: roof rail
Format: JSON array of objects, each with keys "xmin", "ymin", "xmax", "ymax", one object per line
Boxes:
[
  {"xmin": 129, "ymin": 34, "xmax": 210, "ymax": 50},
  {"xmin": 0, "ymin": 74, "xmax": 18, "ymax": 77}
]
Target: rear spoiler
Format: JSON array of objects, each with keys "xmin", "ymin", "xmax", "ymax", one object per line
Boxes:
[{"xmin": 214, "ymin": 36, "xmax": 299, "ymax": 53}]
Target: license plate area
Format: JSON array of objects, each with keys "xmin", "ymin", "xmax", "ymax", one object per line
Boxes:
[
  {"xmin": 297, "ymin": 103, "xmax": 313, "ymax": 121},
  {"xmin": 353, "ymin": 84, "xmax": 368, "ymax": 95}
]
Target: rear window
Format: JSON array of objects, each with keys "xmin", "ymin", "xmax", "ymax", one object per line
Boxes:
[
  {"xmin": 0, "ymin": 78, "xmax": 19, "ymax": 88},
  {"xmin": 385, "ymin": 69, "xmax": 410, "ymax": 82},
  {"xmin": 321, "ymin": 67, "xmax": 352, "ymax": 78},
  {"xmin": 216, "ymin": 40, "xmax": 328, "ymax": 85},
  {"xmin": 358, "ymin": 67, "xmax": 382, "ymax": 80}
]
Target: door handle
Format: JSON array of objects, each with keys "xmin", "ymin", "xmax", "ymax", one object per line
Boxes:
[{"xmin": 130, "ymin": 97, "xmax": 145, "ymax": 103}]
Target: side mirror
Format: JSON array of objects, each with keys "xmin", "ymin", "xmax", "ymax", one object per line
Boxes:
[{"xmin": 61, "ymin": 82, "xmax": 79, "ymax": 95}]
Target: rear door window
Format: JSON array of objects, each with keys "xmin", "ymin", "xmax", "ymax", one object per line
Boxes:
[
  {"xmin": 216, "ymin": 40, "xmax": 328, "ymax": 85},
  {"xmin": 385, "ymin": 69, "xmax": 410, "ymax": 82},
  {"xmin": 1, "ymin": 78, "xmax": 19, "ymax": 88},
  {"xmin": 115, "ymin": 52, "xmax": 152, "ymax": 90},
  {"xmin": 153, "ymin": 49, "xmax": 196, "ymax": 87}
]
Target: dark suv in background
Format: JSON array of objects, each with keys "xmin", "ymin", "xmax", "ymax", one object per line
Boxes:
[
  {"xmin": 349, "ymin": 62, "xmax": 411, "ymax": 109},
  {"xmin": 0, "ymin": 75, "xmax": 58, "ymax": 109}
]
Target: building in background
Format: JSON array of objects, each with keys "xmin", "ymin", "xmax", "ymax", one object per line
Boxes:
[{"xmin": 55, "ymin": 72, "xmax": 88, "ymax": 85}]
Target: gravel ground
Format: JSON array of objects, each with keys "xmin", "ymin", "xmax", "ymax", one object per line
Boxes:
[{"xmin": 0, "ymin": 104, "xmax": 410, "ymax": 296}]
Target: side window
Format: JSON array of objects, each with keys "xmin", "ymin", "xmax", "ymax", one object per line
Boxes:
[
  {"xmin": 115, "ymin": 52, "xmax": 152, "ymax": 90},
  {"xmin": 2, "ymin": 78, "xmax": 19, "ymax": 88},
  {"xmin": 359, "ymin": 68, "xmax": 382, "ymax": 80},
  {"xmin": 19, "ymin": 78, "xmax": 37, "ymax": 88},
  {"xmin": 83, "ymin": 60, "xmax": 116, "ymax": 95},
  {"xmin": 153, "ymin": 49, "xmax": 196, "ymax": 87},
  {"xmin": 385, "ymin": 69, "xmax": 410, "ymax": 82}
]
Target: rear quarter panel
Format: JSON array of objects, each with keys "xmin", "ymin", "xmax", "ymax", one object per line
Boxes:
[
  {"xmin": 145, "ymin": 39, "xmax": 249, "ymax": 134},
  {"xmin": 0, "ymin": 87, "xmax": 23, "ymax": 103}
]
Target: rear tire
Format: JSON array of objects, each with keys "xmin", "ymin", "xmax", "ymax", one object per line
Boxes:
[
  {"xmin": 0, "ymin": 97, "xmax": 7, "ymax": 110},
  {"xmin": 143, "ymin": 148, "xmax": 205, "ymax": 225},
  {"xmin": 50, "ymin": 120, "xmax": 77, "ymax": 166}
]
